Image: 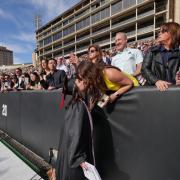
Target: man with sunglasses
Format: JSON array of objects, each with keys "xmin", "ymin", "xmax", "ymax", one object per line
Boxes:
[{"xmin": 142, "ymin": 22, "xmax": 180, "ymax": 91}]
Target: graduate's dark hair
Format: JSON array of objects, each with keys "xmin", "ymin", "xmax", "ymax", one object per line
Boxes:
[{"xmin": 66, "ymin": 61, "xmax": 102, "ymax": 108}]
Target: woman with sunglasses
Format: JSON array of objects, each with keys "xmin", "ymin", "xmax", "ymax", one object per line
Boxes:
[
  {"xmin": 142, "ymin": 22, "xmax": 180, "ymax": 91},
  {"xmin": 88, "ymin": 44, "xmax": 138, "ymax": 104},
  {"xmin": 55, "ymin": 61, "xmax": 101, "ymax": 180}
]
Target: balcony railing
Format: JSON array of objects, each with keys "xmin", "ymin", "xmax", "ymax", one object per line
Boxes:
[
  {"xmin": 112, "ymin": 16, "xmax": 136, "ymax": 29},
  {"xmin": 137, "ymin": 0, "xmax": 147, "ymax": 4},
  {"xmin": 76, "ymin": 34, "xmax": 90, "ymax": 42},
  {"xmin": 94, "ymin": 38, "xmax": 110, "ymax": 45},
  {"xmin": 75, "ymin": 9, "xmax": 90, "ymax": 20},
  {"xmin": 156, "ymin": 5, "xmax": 166, "ymax": 13},
  {"xmin": 93, "ymin": 26, "xmax": 110, "ymax": 36},
  {"xmin": 44, "ymin": 49, "xmax": 52, "ymax": 55},
  {"xmin": 137, "ymin": 9, "xmax": 154, "ymax": 19},
  {"xmin": 54, "ymin": 45, "xmax": 62, "ymax": 50},
  {"xmin": 64, "ymin": 41, "xmax": 75, "ymax": 47},
  {"xmin": 137, "ymin": 25, "xmax": 154, "ymax": 34},
  {"xmin": 126, "ymin": 30, "xmax": 136, "ymax": 37},
  {"xmin": 76, "ymin": 45, "xmax": 89, "ymax": 52}
]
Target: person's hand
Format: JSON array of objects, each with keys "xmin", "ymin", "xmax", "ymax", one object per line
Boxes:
[
  {"xmin": 13, "ymin": 88, "xmax": 18, "ymax": 91},
  {"xmin": 2, "ymin": 87, "xmax": 8, "ymax": 92},
  {"xmin": 47, "ymin": 168, "xmax": 56, "ymax": 180},
  {"xmin": 175, "ymin": 71, "xmax": 180, "ymax": 85},
  {"xmin": 40, "ymin": 75, "xmax": 43, "ymax": 81},
  {"xmin": 48, "ymin": 86, "xmax": 56, "ymax": 90},
  {"xmin": 69, "ymin": 53, "xmax": 79, "ymax": 65},
  {"xmin": 26, "ymin": 84, "xmax": 31, "ymax": 89},
  {"xmin": 80, "ymin": 162, "xmax": 88, "ymax": 170},
  {"xmin": 89, "ymin": 97, "xmax": 95, "ymax": 111},
  {"xmin": 155, "ymin": 80, "xmax": 171, "ymax": 91}
]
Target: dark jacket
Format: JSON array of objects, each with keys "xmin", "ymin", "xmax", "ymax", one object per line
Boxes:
[
  {"xmin": 41, "ymin": 69, "xmax": 66, "ymax": 89},
  {"xmin": 56, "ymin": 100, "xmax": 94, "ymax": 180},
  {"xmin": 142, "ymin": 46, "xmax": 180, "ymax": 85}
]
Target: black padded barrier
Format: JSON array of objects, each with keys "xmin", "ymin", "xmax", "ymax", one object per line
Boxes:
[{"xmin": 0, "ymin": 87, "xmax": 180, "ymax": 180}]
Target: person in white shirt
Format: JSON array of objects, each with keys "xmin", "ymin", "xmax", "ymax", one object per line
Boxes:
[
  {"xmin": 112, "ymin": 32, "xmax": 143, "ymax": 77},
  {"xmin": 56, "ymin": 57, "xmax": 68, "ymax": 73}
]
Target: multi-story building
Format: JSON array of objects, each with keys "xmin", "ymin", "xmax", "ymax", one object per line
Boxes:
[
  {"xmin": 0, "ymin": 46, "xmax": 13, "ymax": 66},
  {"xmin": 35, "ymin": 0, "xmax": 179, "ymax": 61}
]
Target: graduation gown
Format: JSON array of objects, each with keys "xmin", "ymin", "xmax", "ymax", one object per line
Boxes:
[{"xmin": 56, "ymin": 100, "xmax": 94, "ymax": 180}]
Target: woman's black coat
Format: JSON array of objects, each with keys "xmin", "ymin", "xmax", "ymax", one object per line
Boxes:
[
  {"xmin": 56, "ymin": 100, "xmax": 94, "ymax": 180},
  {"xmin": 142, "ymin": 46, "xmax": 180, "ymax": 85}
]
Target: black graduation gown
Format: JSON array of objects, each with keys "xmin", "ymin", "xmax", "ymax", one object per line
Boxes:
[{"xmin": 56, "ymin": 100, "xmax": 94, "ymax": 180}]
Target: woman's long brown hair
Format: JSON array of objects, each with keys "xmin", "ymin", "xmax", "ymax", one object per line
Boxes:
[
  {"xmin": 160, "ymin": 22, "xmax": 180, "ymax": 48},
  {"xmin": 66, "ymin": 61, "xmax": 103, "ymax": 108}
]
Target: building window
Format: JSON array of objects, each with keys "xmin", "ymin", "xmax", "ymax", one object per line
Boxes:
[
  {"xmin": 64, "ymin": 46, "xmax": 75, "ymax": 55},
  {"xmin": 64, "ymin": 38, "xmax": 75, "ymax": 46},
  {"xmin": 44, "ymin": 36, "xmax": 52, "ymax": 46},
  {"xmin": 53, "ymin": 31, "xmax": 62, "ymax": 41},
  {"xmin": 101, "ymin": 0, "xmax": 110, "ymax": 6},
  {"xmin": 111, "ymin": 1, "xmax": 122, "ymax": 15},
  {"xmin": 92, "ymin": 11, "xmax": 101, "ymax": 24},
  {"xmin": 39, "ymin": 40, "xmax": 44, "ymax": 47},
  {"xmin": 52, "ymin": 24, "xmax": 62, "ymax": 32},
  {"xmin": 54, "ymin": 43, "xmax": 62, "ymax": 50},
  {"xmin": 69, "ymin": 16, "xmax": 74, "ymax": 23},
  {"xmin": 76, "ymin": 17, "xmax": 90, "ymax": 31},
  {"xmin": 43, "ymin": 30, "xmax": 51, "ymax": 37},
  {"xmin": 63, "ymin": 20, "xmax": 68, "ymax": 26},
  {"xmin": 63, "ymin": 25, "xmax": 75, "ymax": 37},
  {"xmin": 76, "ymin": 31, "xmax": 90, "ymax": 41},
  {"xmin": 156, "ymin": 0, "xmax": 167, "ymax": 13},
  {"xmin": 101, "ymin": 7, "xmax": 110, "ymax": 20},
  {"xmin": 123, "ymin": 0, "xmax": 136, "ymax": 9},
  {"xmin": 76, "ymin": 8, "xmax": 90, "ymax": 19},
  {"xmin": 44, "ymin": 47, "xmax": 52, "ymax": 53}
]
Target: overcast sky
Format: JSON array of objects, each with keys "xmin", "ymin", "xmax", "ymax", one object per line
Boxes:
[{"xmin": 0, "ymin": 0, "xmax": 80, "ymax": 64}]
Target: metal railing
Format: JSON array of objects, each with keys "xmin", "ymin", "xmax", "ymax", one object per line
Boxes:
[
  {"xmin": 93, "ymin": 26, "xmax": 110, "ymax": 35},
  {"xmin": 76, "ymin": 45, "xmax": 89, "ymax": 51},
  {"xmin": 112, "ymin": 17, "xmax": 136, "ymax": 29},
  {"xmin": 137, "ymin": 25, "xmax": 154, "ymax": 34},
  {"xmin": 76, "ymin": 34, "xmax": 90, "ymax": 42},
  {"xmin": 137, "ymin": 9, "xmax": 154, "ymax": 19}
]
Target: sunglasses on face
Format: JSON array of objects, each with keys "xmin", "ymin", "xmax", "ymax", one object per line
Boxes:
[
  {"xmin": 75, "ymin": 74, "xmax": 89, "ymax": 85},
  {"xmin": 88, "ymin": 49, "xmax": 97, "ymax": 54},
  {"xmin": 159, "ymin": 28, "xmax": 168, "ymax": 34}
]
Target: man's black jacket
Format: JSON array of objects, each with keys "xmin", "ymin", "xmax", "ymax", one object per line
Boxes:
[{"xmin": 41, "ymin": 70, "xmax": 66, "ymax": 89}]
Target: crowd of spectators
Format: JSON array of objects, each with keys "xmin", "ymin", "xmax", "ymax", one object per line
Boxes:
[
  {"xmin": 0, "ymin": 22, "xmax": 179, "ymax": 95},
  {"xmin": 0, "ymin": 39, "xmax": 155, "ymax": 92}
]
